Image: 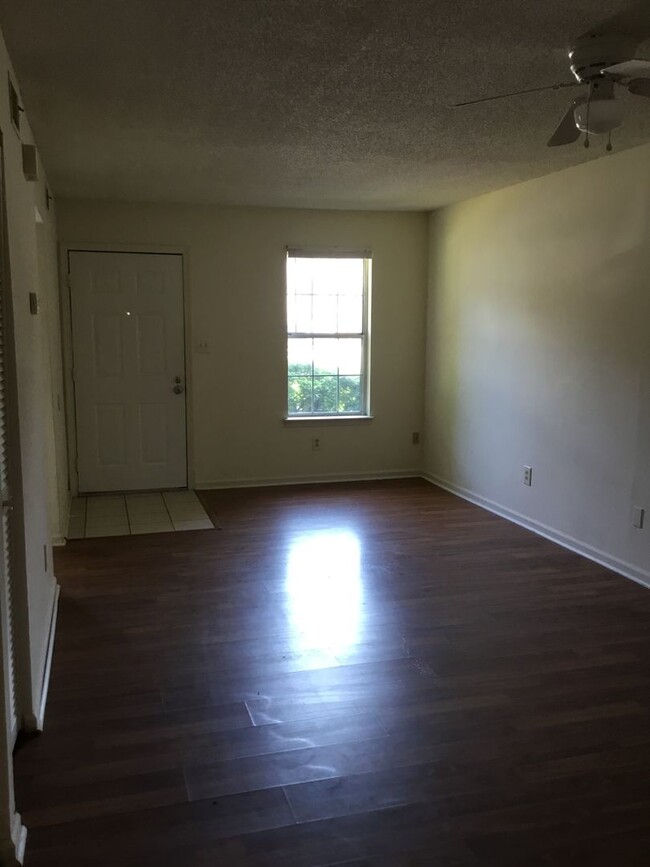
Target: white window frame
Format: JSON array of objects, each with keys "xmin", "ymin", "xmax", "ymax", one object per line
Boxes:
[{"xmin": 286, "ymin": 248, "xmax": 372, "ymax": 419}]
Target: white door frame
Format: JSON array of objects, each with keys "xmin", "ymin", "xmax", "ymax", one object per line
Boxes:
[{"xmin": 59, "ymin": 245, "xmax": 194, "ymax": 498}]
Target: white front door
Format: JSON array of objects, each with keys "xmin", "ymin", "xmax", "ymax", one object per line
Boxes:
[{"xmin": 69, "ymin": 251, "xmax": 187, "ymax": 493}]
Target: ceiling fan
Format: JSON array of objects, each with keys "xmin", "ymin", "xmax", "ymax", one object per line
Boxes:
[{"xmin": 453, "ymin": 3, "xmax": 650, "ymax": 149}]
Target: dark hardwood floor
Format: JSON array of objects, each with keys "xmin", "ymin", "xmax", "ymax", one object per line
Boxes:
[{"xmin": 14, "ymin": 479, "xmax": 650, "ymax": 865}]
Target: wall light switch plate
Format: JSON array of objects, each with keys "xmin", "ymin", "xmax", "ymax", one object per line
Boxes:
[
  {"xmin": 29, "ymin": 292, "xmax": 38, "ymax": 315},
  {"xmin": 632, "ymin": 506, "xmax": 644, "ymax": 529}
]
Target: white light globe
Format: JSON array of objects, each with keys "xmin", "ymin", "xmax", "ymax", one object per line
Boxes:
[{"xmin": 574, "ymin": 98, "xmax": 624, "ymax": 135}]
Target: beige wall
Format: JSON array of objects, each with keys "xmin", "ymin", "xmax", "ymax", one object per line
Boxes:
[
  {"xmin": 57, "ymin": 202, "xmax": 428, "ymax": 487},
  {"xmin": 424, "ymin": 143, "xmax": 650, "ymax": 585},
  {"xmin": 0, "ymin": 27, "xmax": 63, "ymax": 718}
]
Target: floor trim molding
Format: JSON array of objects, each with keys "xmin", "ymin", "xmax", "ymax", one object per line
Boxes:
[
  {"xmin": 422, "ymin": 473, "xmax": 650, "ymax": 590},
  {"xmin": 195, "ymin": 470, "xmax": 421, "ymax": 490},
  {"xmin": 24, "ymin": 583, "xmax": 60, "ymax": 732},
  {"xmin": 0, "ymin": 811, "xmax": 27, "ymax": 865}
]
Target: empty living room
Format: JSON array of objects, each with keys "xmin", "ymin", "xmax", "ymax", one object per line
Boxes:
[{"xmin": 0, "ymin": 1, "xmax": 648, "ymax": 865}]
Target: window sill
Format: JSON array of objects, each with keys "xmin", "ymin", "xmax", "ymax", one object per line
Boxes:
[{"xmin": 283, "ymin": 415, "xmax": 374, "ymax": 427}]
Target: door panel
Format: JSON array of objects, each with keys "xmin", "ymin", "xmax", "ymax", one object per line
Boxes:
[
  {"xmin": 70, "ymin": 252, "xmax": 187, "ymax": 492},
  {"xmin": 96, "ymin": 404, "xmax": 127, "ymax": 466},
  {"xmin": 93, "ymin": 314, "xmax": 123, "ymax": 377},
  {"xmin": 139, "ymin": 404, "xmax": 168, "ymax": 464},
  {"xmin": 137, "ymin": 315, "xmax": 166, "ymax": 375}
]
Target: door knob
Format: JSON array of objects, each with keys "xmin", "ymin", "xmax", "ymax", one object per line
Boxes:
[{"xmin": 173, "ymin": 385, "xmax": 184, "ymax": 394}]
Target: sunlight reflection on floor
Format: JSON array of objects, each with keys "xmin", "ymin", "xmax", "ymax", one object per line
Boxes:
[{"xmin": 285, "ymin": 529, "xmax": 363, "ymax": 657}]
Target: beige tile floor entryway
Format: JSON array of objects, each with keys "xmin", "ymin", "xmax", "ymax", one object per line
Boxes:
[{"xmin": 67, "ymin": 490, "xmax": 215, "ymax": 539}]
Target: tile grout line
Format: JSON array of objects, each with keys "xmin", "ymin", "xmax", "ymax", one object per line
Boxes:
[
  {"xmin": 161, "ymin": 492, "xmax": 177, "ymax": 532},
  {"xmin": 124, "ymin": 494, "xmax": 132, "ymax": 536}
]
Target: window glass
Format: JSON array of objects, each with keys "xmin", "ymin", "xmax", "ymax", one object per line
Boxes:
[{"xmin": 287, "ymin": 255, "xmax": 370, "ymax": 417}]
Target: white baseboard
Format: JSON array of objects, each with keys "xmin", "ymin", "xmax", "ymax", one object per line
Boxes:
[
  {"xmin": 52, "ymin": 535, "xmax": 66, "ymax": 547},
  {"xmin": 194, "ymin": 469, "xmax": 421, "ymax": 490},
  {"xmin": 0, "ymin": 812, "xmax": 27, "ymax": 865},
  {"xmin": 422, "ymin": 473, "xmax": 650, "ymax": 590},
  {"xmin": 12, "ymin": 814, "xmax": 26, "ymax": 865},
  {"xmin": 24, "ymin": 583, "xmax": 60, "ymax": 732}
]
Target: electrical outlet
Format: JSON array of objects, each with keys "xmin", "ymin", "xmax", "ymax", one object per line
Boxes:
[
  {"xmin": 523, "ymin": 465, "xmax": 532, "ymax": 487},
  {"xmin": 412, "ymin": 432, "xmax": 420, "ymax": 445},
  {"xmin": 312, "ymin": 437, "xmax": 321, "ymax": 451},
  {"xmin": 632, "ymin": 506, "xmax": 644, "ymax": 529},
  {"xmin": 197, "ymin": 340, "xmax": 210, "ymax": 354}
]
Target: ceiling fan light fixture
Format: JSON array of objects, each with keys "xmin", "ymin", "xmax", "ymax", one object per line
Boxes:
[{"xmin": 573, "ymin": 97, "xmax": 624, "ymax": 135}]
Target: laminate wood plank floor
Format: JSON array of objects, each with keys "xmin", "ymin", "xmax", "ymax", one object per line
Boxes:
[{"xmin": 14, "ymin": 479, "xmax": 650, "ymax": 865}]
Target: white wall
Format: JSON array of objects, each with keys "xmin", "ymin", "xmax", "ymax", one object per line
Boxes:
[
  {"xmin": 424, "ymin": 143, "xmax": 650, "ymax": 585},
  {"xmin": 57, "ymin": 202, "xmax": 428, "ymax": 487},
  {"xmin": 0, "ymin": 28, "xmax": 63, "ymax": 721}
]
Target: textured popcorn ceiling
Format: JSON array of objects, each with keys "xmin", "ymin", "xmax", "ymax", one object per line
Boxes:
[{"xmin": 2, "ymin": 0, "xmax": 650, "ymax": 209}]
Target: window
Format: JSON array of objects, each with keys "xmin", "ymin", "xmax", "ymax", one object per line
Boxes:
[{"xmin": 286, "ymin": 250, "xmax": 371, "ymax": 417}]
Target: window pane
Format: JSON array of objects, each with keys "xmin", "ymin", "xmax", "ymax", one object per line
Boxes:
[
  {"xmin": 288, "ymin": 258, "xmax": 315, "ymax": 296},
  {"xmin": 288, "ymin": 376, "xmax": 313, "ymax": 414},
  {"xmin": 312, "ymin": 295, "xmax": 338, "ymax": 333},
  {"xmin": 313, "ymin": 338, "xmax": 338, "ymax": 375},
  {"xmin": 287, "ymin": 255, "xmax": 369, "ymax": 417},
  {"xmin": 293, "ymin": 295, "xmax": 313, "ymax": 332},
  {"xmin": 311, "ymin": 260, "xmax": 341, "ymax": 295},
  {"xmin": 338, "ymin": 376, "xmax": 361, "ymax": 413},
  {"xmin": 335, "ymin": 259, "xmax": 364, "ymax": 295},
  {"xmin": 288, "ymin": 338, "xmax": 313, "ymax": 375},
  {"xmin": 313, "ymin": 376, "xmax": 338, "ymax": 413},
  {"xmin": 311, "ymin": 259, "xmax": 363, "ymax": 295},
  {"xmin": 338, "ymin": 338, "xmax": 362, "ymax": 375},
  {"xmin": 302, "ymin": 258, "xmax": 364, "ymax": 297},
  {"xmin": 287, "ymin": 293, "xmax": 296, "ymax": 333},
  {"xmin": 337, "ymin": 295, "xmax": 363, "ymax": 333},
  {"xmin": 311, "ymin": 261, "xmax": 334, "ymax": 296}
]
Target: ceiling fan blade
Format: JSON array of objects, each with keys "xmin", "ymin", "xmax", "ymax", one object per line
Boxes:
[
  {"xmin": 602, "ymin": 59, "xmax": 650, "ymax": 77},
  {"xmin": 579, "ymin": 1, "xmax": 650, "ymax": 45},
  {"xmin": 629, "ymin": 77, "xmax": 650, "ymax": 96},
  {"xmin": 453, "ymin": 81, "xmax": 578, "ymax": 108},
  {"xmin": 547, "ymin": 100, "xmax": 582, "ymax": 147}
]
